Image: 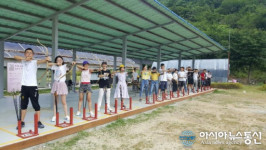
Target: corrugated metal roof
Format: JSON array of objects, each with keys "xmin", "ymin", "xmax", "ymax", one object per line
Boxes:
[{"xmin": 0, "ymin": 0, "xmax": 225, "ymax": 61}]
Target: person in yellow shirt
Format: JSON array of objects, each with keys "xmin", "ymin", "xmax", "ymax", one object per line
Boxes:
[
  {"xmin": 139, "ymin": 65, "xmax": 150, "ymax": 102},
  {"xmin": 149, "ymin": 67, "xmax": 160, "ymax": 102}
]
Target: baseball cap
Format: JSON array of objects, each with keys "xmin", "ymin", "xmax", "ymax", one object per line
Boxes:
[{"xmin": 83, "ymin": 61, "xmax": 89, "ymax": 66}]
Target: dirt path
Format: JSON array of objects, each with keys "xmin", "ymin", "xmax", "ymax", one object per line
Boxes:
[{"xmin": 31, "ymin": 86, "xmax": 266, "ymax": 150}]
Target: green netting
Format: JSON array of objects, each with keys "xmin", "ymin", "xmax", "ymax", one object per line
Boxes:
[
  {"xmin": 191, "ymin": 38, "xmax": 211, "ymax": 47},
  {"xmin": 83, "ymin": 47, "xmax": 120, "ymax": 55},
  {"xmin": 189, "ymin": 50, "xmax": 201, "ymax": 54},
  {"xmin": 100, "ymin": 43, "xmax": 121, "ymax": 49},
  {"xmin": 209, "ymin": 46, "xmax": 220, "ymax": 51},
  {"xmin": 36, "ymin": 0, "xmax": 72, "ymax": 10},
  {"xmin": 128, "ymin": 36, "xmax": 157, "ymax": 46},
  {"xmin": 30, "ymin": 27, "xmax": 52, "ymax": 34},
  {"xmin": 5, "ymin": 0, "xmax": 54, "ymax": 16},
  {"xmin": 0, "ymin": 28, "xmax": 17, "ymax": 34},
  {"xmin": 92, "ymin": 45, "xmax": 121, "ymax": 52},
  {"xmin": 69, "ymin": 7, "xmax": 140, "ymax": 33},
  {"xmin": 86, "ymin": 1, "xmax": 155, "ymax": 29},
  {"xmin": 0, "ymin": 19, "xmax": 28, "ymax": 29},
  {"xmin": 137, "ymin": 32, "xmax": 170, "ymax": 44},
  {"xmin": 119, "ymin": 0, "xmax": 172, "ymax": 24},
  {"xmin": 39, "ymin": 21, "xmax": 53, "ymax": 28},
  {"xmin": 150, "ymin": 27, "xmax": 184, "ymax": 41},
  {"xmin": 168, "ymin": 43, "xmax": 190, "ymax": 50},
  {"xmin": 58, "ymin": 23, "xmax": 112, "ymax": 39},
  {"xmin": 180, "ymin": 41, "xmax": 201, "ymax": 49},
  {"xmin": 0, "ymin": 33, "xmax": 9, "ymax": 39},
  {"xmin": 127, "ymin": 42, "xmax": 147, "ymax": 49},
  {"xmin": 0, "ymin": 8, "xmax": 40, "ymax": 23}
]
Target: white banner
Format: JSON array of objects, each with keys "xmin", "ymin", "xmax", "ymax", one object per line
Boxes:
[{"xmin": 7, "ymin": 63, "xmax": 23, "ymax": 92}]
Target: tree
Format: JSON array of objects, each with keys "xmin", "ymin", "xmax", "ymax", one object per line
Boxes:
[{"xmin": 161, "ymin": 0, "xmax": 266, "ymax": 83}]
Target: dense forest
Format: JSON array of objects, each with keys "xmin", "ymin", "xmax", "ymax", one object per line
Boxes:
[{"xmin": 160, "ymin": 0, "xmax": 266, "ymax": 84}]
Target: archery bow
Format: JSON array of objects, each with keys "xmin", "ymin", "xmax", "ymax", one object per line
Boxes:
[
  {"xmin": 94, "ymin": 53, "xmax": 101, "ymax": 68},
  {"xmin": 58, "ymin": 49, "xmax": 77, "ymax": 80},
  {"xmin": 58, "ymin": 62, "xmax": 76, "ymax": 81},
  {"xmin": 93, "ymin": 53, "xmax": 102, "ymax": 74},
  {"xmin": 37, "ymin": 39, "xmax": 49, "ymax": 84},
  {"xmin": 18, "ymin": 43, "xmax": 25, "ymax": 51}
]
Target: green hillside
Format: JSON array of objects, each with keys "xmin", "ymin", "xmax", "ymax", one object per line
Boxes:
[{"xmin": 160, "ymin": 0, "xmax": 266, "ymax": 84}]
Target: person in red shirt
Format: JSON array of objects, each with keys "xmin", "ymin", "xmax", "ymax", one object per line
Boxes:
[{"xmin": 200, "ymin": 69, "xmax": 207, "ymax": 88}]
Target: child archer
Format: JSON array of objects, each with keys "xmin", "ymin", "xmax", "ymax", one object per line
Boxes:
[
  {"xmin": 48, "ymin": 56, "xmax": 76, "ymax": 122},
  {"xmin": 114, "ymin": 64, "xmax": 129, "ymax": 108},
  {"xmin": 76, "ymin": 61, "xmax": 97, "ymax": 116},
  {"xmin": 14, "ymin": 48, "xmax": 49, "ymax": 129},
  {"xmin": 97, "ymin": 62, "xmax": 114, "ymax": 112}
]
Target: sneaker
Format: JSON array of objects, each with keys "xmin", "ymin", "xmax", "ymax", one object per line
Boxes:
[
  {"xmin": 90, "ymin": 111, "xmax": 94, "ymax": 116},
  {"xmin": 76, "ymin": 111, "xmax": 81, "ymax": 116},
  {"xmin": 149, "ymin": 97, "xmax": 152, "ymax": 102},
  {"xmin": 158, "ymin": 95, "xmax": 161, "ymax": 98},
  {"xmin": 38, "ymin": 121, "xmax": 45, "ymax": 128},
  {"xmin": 108, "ymin": 107, "xmax": 113, "ymax": 111},
  {"xmin": 16, "ymin": 121, "xmax": 25, "ymax": 130},
  {"xmin": 139, "ymin": 98, "xmax": 142, "ymax": 102},
  {"xmin": 51, "ymin": 116, "xmax": 56, "ymax": 122},
  {"xmin": 65, "ymin": 116, "xmax": 70, "ymax": 121}
]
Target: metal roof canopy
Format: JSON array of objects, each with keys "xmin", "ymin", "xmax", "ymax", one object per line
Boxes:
[{"xmin": 0, "ymin": 0, "xmax": 225, "ymax": 61}]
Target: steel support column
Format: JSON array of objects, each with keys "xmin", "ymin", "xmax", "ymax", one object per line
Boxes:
[
  {"xmin": 178, "ymin": 52, "xmax": 182, "ymax": 69},
  {"xmin": 0, "ymin": 41, "xmax": 4, "ymax": 98},
  {"xmin": 157, "ymin": 46, "xmax": 161, "ymax": 70},
  {"xmin": 122, "ymin": 36, "xmax": 127, "ymax": 66}
]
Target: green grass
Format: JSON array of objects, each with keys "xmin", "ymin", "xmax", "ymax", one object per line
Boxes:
[
  {"xmin": 211, "ymin": 82, "xmax": 243, "ymax": 89},
  {"xmin": 240, "ymin": 85, "xmax": 263, "ymax": 93},
  {"xmin": 91, "ymin": 86, "xmax": 99, "ymax": 90},
  {"xmin": 258, "ymin": 84, "xmax": 266, "ymax": 91},
  {"xmin": 46, "ymin": 131, "xmax": 90, "ymax": 150},
  {"xmin": 105, "ymin": 119, "xmax": 127, "ymax": 129},
  {"xmin": 105, "ymin": 105, "xmax": 175, "ymax": 131},
  {"xmin": 64, "ymin": 131, "xmax": 89, "ymax": 147},
  {"xmin": 213, "ymin": 89, "xmax": 228, "ymax": 94},
  {"xmin": 39, "ymin": 89, "xmax": 53, "ymax": 94}
]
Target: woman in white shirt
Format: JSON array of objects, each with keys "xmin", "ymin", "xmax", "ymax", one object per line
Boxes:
[
  {"xmin": 172, "ymin": 69, "xmax": 178, "ymax": 92},
  {"xmin": 114, "ymin": 64, "xmax": 129, "ymax": 109},
  {"xmin": 49, "ymin": 56, "xmax": 75, "ymax": 122},
  {"xmin": 166, "ymin": 69, "xmax": 173, "ymax": 95},
  {"xmin": 178, "ymin": 67, "xmax": 186, "ymax": 92},
  {"xmin": 207, "ymin": 71, "xmax": 212, "ymax": 86},
  {"xmin": 193, "ymin": 69, "xmax": 199, "ymax": 91}
]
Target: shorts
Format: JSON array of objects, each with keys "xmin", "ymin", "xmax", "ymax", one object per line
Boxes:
[
  {"xmin": 178, "ymin": 81, "xmax": 186, "ymax": 87},
  {"xmin": 20, "ymin": 86, "xmax": 40, "ymax": 111},
  {"xmin": 132, "ymin": 80, "xmax": 138, "ymax": 85},
  {"xmin": 188, "ymin": 78, "xmax": 194, "ymax": 84},
  {"xmin": 79, "ymin": 83, "xmax": 93, "ymax": 93},
  {"xmin": 159, "ymin": 81, "xmax": 167, "ymax": 91}
]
